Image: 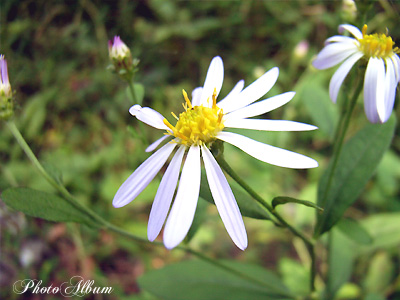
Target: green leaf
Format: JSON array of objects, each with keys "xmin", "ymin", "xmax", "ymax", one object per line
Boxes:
[
  {"xmin": 278, "ymin": 258, "xmax": 309, "ymax": 296},
  {"xmin": 315, "ymin": 116, "xmax": 396, "ymax": 237},
  {"xmin": 1, "ymin": 187, "xmax": 98, "ymax": 227},
  {"xmin": 272, "ymin": 196, "xmax": 323, "ymax": 213},
  {"xmin": 138, "ymin": 260, "xmax": 293, "ymax": 300},
  {"xmin": 363, "ymin": 252, "xmax": 394, "ymax": 294},
  {"xmin": 199, "ymin": 172, "xmax": 270, "ymax": 220},
  {"xmin": 337, "ymin": 218, "xmax": 373, "ymax": 245},
  {"xmin": 325, "ymin": 229, "xmax": 357, "ymax": 299},
  {"xmin": 298, "ymin": 79, "xmax": 338, "ymax": 139},
  {"xmin": 360, "ymin": 212, "xmax": 400, "ymax": 252}
]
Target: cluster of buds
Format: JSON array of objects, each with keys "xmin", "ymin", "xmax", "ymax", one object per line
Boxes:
[
  {"xmin": 108, "ymin": 36, "xmax": 138, "ymax": 81},
  {"xmin": 0, "ymin": 55, "xmax": 14, "ymax": 121}
]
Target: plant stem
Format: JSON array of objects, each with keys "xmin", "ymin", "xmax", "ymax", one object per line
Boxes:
[
  {"xmin": 216, "ymin": 155, "xmax": 316, "ymax": 291},
  {"xmin": 127, "ymin": 79, "xmax": 138, "ymax": 104}
]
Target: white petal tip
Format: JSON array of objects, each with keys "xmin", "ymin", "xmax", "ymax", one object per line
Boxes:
[
  {"xmin": 147, "ymin": 234, "xmax": 157, "ymax": 242},
  {"xmin": 112, "ymin": 199, "xmax": 125, "ymax": 208},
  {"xmin": 129, "ymin": 104, "xmax": 142, "ymax": 116}
]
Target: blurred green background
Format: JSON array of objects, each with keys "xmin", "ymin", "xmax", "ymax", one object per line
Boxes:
[{"xmin": 1, "ymin": 1, "xmax": 400, "ymax": 299}]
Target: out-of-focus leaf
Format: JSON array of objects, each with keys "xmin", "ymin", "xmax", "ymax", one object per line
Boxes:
[
  {"xmin": 138, "ymin": 260, "xmax": 293, "ymax": 300},
  {"xmin": 299, "ymin": 80, "xmax": 338, "ymax": 138},
  {"xmin": 272, "ymin": 196, "xmax": 323, "ymax": 213},
  {"xmin": 315, "ymin": 116, "xmax": 396, "ymax": 237},
  {"xmin": 364, "ymin": 293, "xmax": 387, "ymax": 300},
  {"xmin": 325, "ymin": 229, "xmax": 357, "ymax": 299},
  {"xmin": 363, "ymin": 252, "xmax": 394, "ymax": 294},
  {"xmin": 200, "ymin": 172, "xmax": 270, "ymax": 220},
  {"xmin": 360, "ymin": 212, "xmax": 400, "ymax": 252},
  {"xmin": 1, "ymin": 187, "xmax": 99, "ymax": 227},
  {"xmin": 337, "ymin": 218, "xmax": 373, "ymax": 245},
  {"xmin": 279, "ymin": 258, "xmax": 309, "ymax": 296}
]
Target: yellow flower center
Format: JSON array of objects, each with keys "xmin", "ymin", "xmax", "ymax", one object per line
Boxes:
[
  {"xmin": 163, "ymin": 89, "xmax": 225, "ymax": 146},
  {"xmin": 358, "ymin": 24, "xmax": 399, "ymax": 59}
]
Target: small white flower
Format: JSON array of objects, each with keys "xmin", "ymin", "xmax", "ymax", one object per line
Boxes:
[
  {"xmin": 313, "ymin": 24, "xmax": 400, "ymax": 123},
  {"xmin": 113, "ymin": 56, "xmax": 318, "ymax": 250}
]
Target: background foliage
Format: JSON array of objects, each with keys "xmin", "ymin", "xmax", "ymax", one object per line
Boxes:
[{"xmin": 1, "ymin": 1, "xmax": 400, "ymax": 299}]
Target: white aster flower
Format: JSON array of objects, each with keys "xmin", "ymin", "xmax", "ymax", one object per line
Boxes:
[
  {"xmin": 313, "ymin": 24, "xmax": 400, "ymax": 123},
  {"xmin": 113, "ymin": 56, "xmax": 318, "ymax": 250}
]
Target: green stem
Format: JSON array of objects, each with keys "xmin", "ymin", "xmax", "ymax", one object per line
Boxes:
[
  {"xmin": 6, "ymin": 120, "xmax": 283, "ymax": 292},
  {"xmin": 216, "ymin": 155, "xmax": 316, "ymax": 291},
  {"xmin": 127, "ymin": 80, "xmax": 138, "ymax": 104}
]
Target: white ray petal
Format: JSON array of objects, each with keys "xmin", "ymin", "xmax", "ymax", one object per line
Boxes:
[
  {"xmin": 200, "ymin": 56, "xmax": 224, "ymax": 108},
  {"xmin": 225, "ymin": 92, "xmax": 295, "ymax": 120},
  {"xmin": 163, "ymin": 145, "xmax": 201, "ymax": 249},
  {"xmin": 224, "ymin": 119, "xmax": 318, "ymax": 131},
  {"xmin": 339, "ymin": 24, "xmax": 363, "ymax": 39},
  {"xmin": 329, "ymin": 51, "xmax": 363, "ymax": 103},
  {"xmin": 217, "ymin": 80, "xmax": 245, "ymax": 109},
  {"xmin": 222, "ymin": 67, "xmax": 279, "ymax": 114},
  {"xmin": 312, "ymin": 42, "xmax": 359, "ymax": 70},
  {"xmin": 147, "ymin": 146, "xmax": 186, "ymax": 241},
  {"xmin": 325, "ymin": 35, "xmax": 357, "ymax": 45},
  {"xmin": 191, "ymin": 87, "xmax": 203, "ymax": 107},
  {"xmin": 113, "ymin": 143, "xmax": 176, "ymax": 208},
  {"xmin": 379, "ymin": 58, "xmax": 397, "ymax": 123},
  {"xmin": 129, "ymin": 105, "xmax": 169, "ymax": 130},
  {"xmin": 145, "ymin": 135, "xmax": 171, "ymax": 152},
  {"xmin": 217, "ymin": 132, "xmax": 318, "ymax": 169},
  {"xmin": 391, "ymin": 54, "xmax": 400, "ymax": 83},
  {"xmin": 364, "ymin": 57, "xmax": 385, "ymax": 123},
  {"xmin": 201, "ymin": 146, "xmax": 247, "ymax": 250}
]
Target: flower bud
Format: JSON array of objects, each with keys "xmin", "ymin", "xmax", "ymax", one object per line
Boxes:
[
  {"xmin": 108, "ymin": 36, "xmax": 136, "ymax": 81},
  {"xmin": 108, "ymin": 36, "xmax": 131, "ymax": 61},
  {"xmin": 0, "ymin": 55, "xmax": 14, "ymax": 121},
  {"xmin": 293, "ymin": 40, "xmax": 309, "ymax": 61},
  {"xmin": 341, "ymin": 0, "xmax": 357, "ymax": 22}
]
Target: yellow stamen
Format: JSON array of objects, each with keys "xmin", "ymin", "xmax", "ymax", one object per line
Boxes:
[
  {"xmin": 163, "ymin": 88, "xmax": 225, "ymax": 147},
  {"xmin": 182, "ymin": 89, "xmax": 192, "ymax": 110},
  {"xmin": 357, "ymin": 24, "xmax": 399, "ymax": 59}
]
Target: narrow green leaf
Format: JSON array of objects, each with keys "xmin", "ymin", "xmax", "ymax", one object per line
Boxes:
[
  {"xmin": 1, "ymin": 187, "xmax": 98, "ymax": 227},
  {"xmin": 337, "ymin": 218, "xmax": 373, "ymax": 245},
  {"xmin": 315, "ymin": 116, "xmax": 396, "ymax": 237},
  {"xmin": 200, "ymin": 172, "xmax": 270, "ymax": 220},
  {"xmin": 138, "ymin": 260, "xmax": 293, "ymax": 300},
  {"xmin": 272, "ymin": 196, "xmax": 323, "ymax": 213}
]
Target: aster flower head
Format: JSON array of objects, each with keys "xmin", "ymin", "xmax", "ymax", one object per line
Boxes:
[
  {"xmin": 113, "ymin": 56, "xmax": 318, "ymax": 250},
  {"xmin": 0, "ymin": 55, "xmax": 14, "ymax": 121},
  {"xmin": 313, "ymin": 24, "xmax": 400, "ymax": 124}
]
